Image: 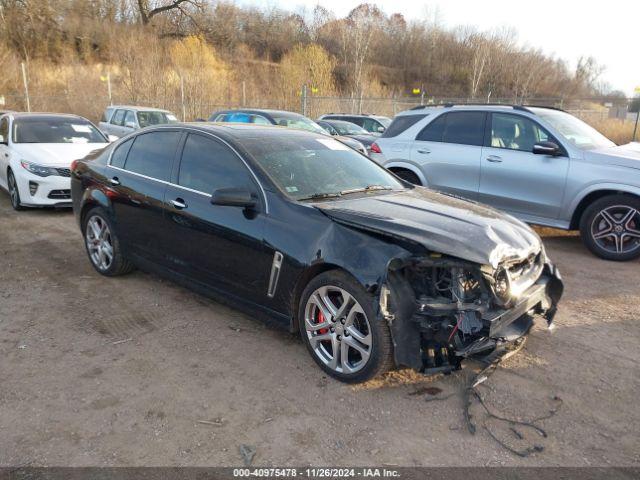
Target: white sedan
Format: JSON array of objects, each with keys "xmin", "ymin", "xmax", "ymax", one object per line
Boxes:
[{"xmin": 0, "ymin": 113, "xmax": 110, "ymax": 210}]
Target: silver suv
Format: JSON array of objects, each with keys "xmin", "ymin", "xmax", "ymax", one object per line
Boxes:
[
  {"xmin": 371, "ymin": 105, "xmax": 640, "ymax": 261},
  {"xmin": 99, "ymin": 105, "xmax": 178, "ymax": 138}
]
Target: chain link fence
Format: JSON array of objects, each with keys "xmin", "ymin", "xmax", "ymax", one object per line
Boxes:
[{"xmin": 1, "ymin": 89, "xmax": 637, "ymax": 142}]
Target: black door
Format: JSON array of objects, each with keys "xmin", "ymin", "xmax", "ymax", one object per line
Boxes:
[
  {"xmin": 162, "ymin": 132, "xmax": 271, "ymax": 301},
  {"xmin": 106, "ymin": 130, "xmax": 182, "ymax": 265}
]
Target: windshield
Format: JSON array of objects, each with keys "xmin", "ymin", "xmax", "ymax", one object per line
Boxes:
[
  {"xmin": 533, "ymin": 108, "xmax": 615, "ymax": 150},
  {"xmin": 377, "ymin": 117, "xmax": 391, "ymax": 128},
  {"xmin": 270, "ymin": 114, "xmax": 326, "ymax": 134},
  {"xmin": 137, "ymin": 111, "xmax": 178, "ymax": 128},
  {"xmin": 330, "ymin": 121, "xmax": 369, "ymax": 136},
  {"xmin": 242, "ymin": 132, "xmax": 404, "ymax": 201},
  {"xmin": 13, "ymin": 117, "xmax": 107, "ymax": 144}
]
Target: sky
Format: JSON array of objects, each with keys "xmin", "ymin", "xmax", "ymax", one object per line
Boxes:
[{"xmin": 237, "ymin": 0, "xmax": 640, "ymax": 96}]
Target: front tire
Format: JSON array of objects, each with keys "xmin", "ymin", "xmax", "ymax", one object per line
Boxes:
[
  {"xmin": 7, "ymin": 170, "xmax": 23, "ymax": 211},
  {"xmin": 82, "ymin": 207, "xmax": 135, "ymax": 276},
  {"xmin": 579, "ymin": 194, "xmax": 640, "ymax": 261},
  {"xmin": 298, "ymin": 270, "xmax": 394, "ymax": 383}
]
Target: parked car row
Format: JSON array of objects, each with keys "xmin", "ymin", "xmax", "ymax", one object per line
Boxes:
[{"xmin": 0, "ymin": 101, "xmax": 636, "ymax": 383}]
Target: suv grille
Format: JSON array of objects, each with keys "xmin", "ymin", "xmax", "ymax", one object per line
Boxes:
[{"xmin": 56, "ymin": 168, "xmax": 71, "ymax": 177}]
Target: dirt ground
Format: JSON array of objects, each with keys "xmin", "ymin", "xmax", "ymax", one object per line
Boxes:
[{"xmin": 0, "ymin": 193, "xmax": 638, "ymax": 467}]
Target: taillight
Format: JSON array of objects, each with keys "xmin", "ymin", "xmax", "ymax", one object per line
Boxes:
[
  {"xmin": 370, "ymin": 142, "xmax": 382, "ymax": 154},
  {"xmin": 70, "ymin": 160, "xmax": 79, "ymax": 172}
]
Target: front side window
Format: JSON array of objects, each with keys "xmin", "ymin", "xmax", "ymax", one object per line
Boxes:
[
  {"xmin": 416, "ymin": 112, "xmax": 485, "ymax": 146},
  {"xmin": 124, "ymin": 110, "xmax": 137, "ymax": 128},
  {"xmin": 178, "ymin": 134, "xmax": 254, "ymax": 194},
  {"xmin": 491, "ymin": 113, "xmax": 550, "ymax": 152},
  {"xmin": 111, "ymin": 110, "xmax": 125, "ymax": 126},
  {"xmin": 242, "ymin": 132, "xmax": 404, "ymax": 201},
  {"xmin": 13, "ymin": 117, "xmax": 107, "ymax": 144},
  {"xmin": 124, "ymin": 131, "xmax": 181, "ymax": 181}
]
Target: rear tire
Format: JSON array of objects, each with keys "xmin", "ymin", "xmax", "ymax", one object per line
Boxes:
[
  {"xmin": 391, "ymin": 168, "xmax": 421, "ymax": 186},
  {"xmin": 579, "ymin": 194, "xmax": 640, "ymax": 261},
  {"xmin": 82, "ymin": 207, "xmax": 135, "ymax": 276},
  {"xmin": 298, "ymin": 270, "xmax": 394, "ymax": 383},
  {"xmin": 7, "ymin": 170, "xmax": 23, "ymax": 211}
]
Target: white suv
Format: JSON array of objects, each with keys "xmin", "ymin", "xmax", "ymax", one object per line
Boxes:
[{"xmin": 370, "ymin": 104, "xmax": 640, "ymax": 261}]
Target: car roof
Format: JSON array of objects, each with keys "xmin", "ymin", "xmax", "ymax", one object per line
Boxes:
[
  {"xmin": 322, "ymin": 113, "xmax": 390, "ymax": 120},
  {"xmin": 320, "ymin": 119, "xmax": 364, "ymax": 127},
  {"xmin": 107, "ymin": 105, "xmax": 173, "ymax": 113},
  {"xmin": 8, "ymin": 112, "xmax": 91, "ymax": 121},
  {"xmin": 395, "ymin": 104, "xmax": 563, "ymax": 117},
  {"xmin": 145, "ymin": 122, "xmax": 325, "ymax": 142},
  {"xmin": 212, "ymin": 108, "xmax": 306, "ymax": 119}
]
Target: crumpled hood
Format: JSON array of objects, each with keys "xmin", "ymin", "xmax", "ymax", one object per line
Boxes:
[
  {"xmin": 585, "ymin": 142, "xmax": 640, "ymax": 170},
  {"xmin": 12, "ymin": 143, "xmax": 108, "ymax": 166},
  {"xmin": 316, "ymin": 188, "xmax": 542, "ymax": 268}
]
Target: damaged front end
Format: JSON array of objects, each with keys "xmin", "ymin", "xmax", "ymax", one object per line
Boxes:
[{"xmin": 380, "ymin": 250, "xmax": 563, "ymax": 374}]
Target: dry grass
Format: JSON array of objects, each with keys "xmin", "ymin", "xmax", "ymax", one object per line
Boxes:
[{"xmin": 586, "ymin": 117, "xmax": 638, "ymax": 145}]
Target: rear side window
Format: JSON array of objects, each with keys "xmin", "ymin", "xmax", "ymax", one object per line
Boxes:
[
  {"xmin": 100, "ymin": 108, "xmax": 113, "ymax": 123},
  {"xmin": 382, "ymin": 114, "xmax": 427, "ymax": 138},
  {"xmin": 417, "ymin": 114, "xmax": 447, "ymax": 142},
  {"xmin": 417, "ymin": 112, "xmax": 485, "ymax": 146},
  {"xmin": 110, "ymin": 138, "xmax": 134, "ymax": 168},
  {"xmin": 124, "ymin": 131, "xmax": 181, "ymax": 181},
  {"xmin": 178, "ymin": 133, "xmax": 254, "ymax": 194},
  {"xmin": 110, "ymin": 109, "xmax": 125, "ymax": 126}
]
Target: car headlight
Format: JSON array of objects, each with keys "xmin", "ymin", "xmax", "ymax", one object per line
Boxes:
[
  {"xmin": 493, "ymin": 267, "xmax": 512, "ymax": 303},
  {"xmin": 20, "ymin": 161, "xmax": 58, "ymax": 177}
]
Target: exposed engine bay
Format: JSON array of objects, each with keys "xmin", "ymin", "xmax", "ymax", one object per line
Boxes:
[{"xmin": 380, "ymin": 251, "xmax": 564, "ymax": 373}]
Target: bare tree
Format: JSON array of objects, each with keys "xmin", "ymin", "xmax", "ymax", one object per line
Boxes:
[{"xmin": 135, "ymin": 0, "xmax": 203, "ymax": 25}]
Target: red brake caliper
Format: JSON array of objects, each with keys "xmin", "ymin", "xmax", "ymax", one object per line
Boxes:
[{"xmin": 316, "ymin": 309, "xmax": 329, "ymax": 334}]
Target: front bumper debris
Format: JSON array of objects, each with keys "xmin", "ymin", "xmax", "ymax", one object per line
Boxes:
[{"xmin": 382, "ymin": 256, "xmax": 564, "ymax": 374}]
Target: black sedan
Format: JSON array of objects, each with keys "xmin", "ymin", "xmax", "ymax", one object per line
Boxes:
[
  {"xmin": 71, "ymin": 124, "xmax": 563, "ymax": 383},
  {"xmin": 317, "ymin": 119, "xmax": 378, "ymax": 153}
]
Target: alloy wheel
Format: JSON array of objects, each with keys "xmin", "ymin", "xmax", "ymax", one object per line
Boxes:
[
  {"xmin": 8, "ymin": 172, "xmax": 19, "ymax": 208},
  {"xmin": 85, "ymin": 215, "xmax": 114, "ymax": 271},
  {"xmin": 590, "ymin": 205, "xmax": 640, "ymax": 255},
  {"xmin": 304, "ymin": 286, "xmax": 372, "ymax": 374}
]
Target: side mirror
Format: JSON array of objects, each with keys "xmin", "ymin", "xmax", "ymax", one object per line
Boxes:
[
  {"xmin": 377, "ymin": 126, "xmax": 385, "ymax": 133},
  {"xmin": 533, "ymin": 141, "xmax": 561, "ymax": 156},
  {"xmin": 125, "ymin": 121, "xmax": 136, "ymax": 129},
  {"xmin": 0, "ymin": 134, "xmax": 5, "ymax": 144},
  {"xmin": 108, "ymin": 135, "xmax": 119, "ymax": 143},
  {"xmin": 211, "ymin": 187, "xmax": 257, "ymax": 209}
]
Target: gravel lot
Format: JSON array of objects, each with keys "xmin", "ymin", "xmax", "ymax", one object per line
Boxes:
[{"xmin": 0, "ymin": 193, "xmax": 638, "ymax": 467}]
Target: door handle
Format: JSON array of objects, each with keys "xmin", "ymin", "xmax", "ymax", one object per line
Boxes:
[
  {"xmin": 486, "ymin": 155, "xmax": 502, "ymax": 163},
  {"xmin": 417, "ymin": 148, "xmax": 431, "ymax": 154},
  {"xmin": 109, "ymin": 177, "xmax": 120, "ymax": 185},
  {"xmin": 171, "ymin": 198, "xmax": 187, "ymax": 209}
]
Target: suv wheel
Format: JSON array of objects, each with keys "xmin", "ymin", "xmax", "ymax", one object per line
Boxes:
[
  {"xmin": 392, "ymin": 168, "xmax": 421, "ymax": 186},
  {"xmin": 298, "ymin": 270, "xmax": 394, "ymax": 383},
  {"xmin": 580, "ymin": 194, "xmax": 640, "ymax": 261}
]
